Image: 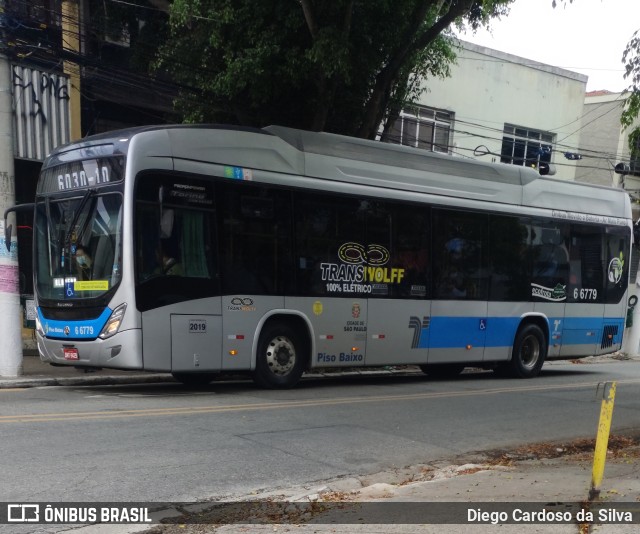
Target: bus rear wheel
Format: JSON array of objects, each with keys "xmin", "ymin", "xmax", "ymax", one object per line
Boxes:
[
  {"xmin": 254, "ymin": 322, "xmax": 306, "ymax": 389},
  {"xmin": 505, "ymin": 323, "xmax": 546, "ymax": 378}
]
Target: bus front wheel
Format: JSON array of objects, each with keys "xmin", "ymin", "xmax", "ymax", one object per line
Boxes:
[
  {"xmin": 505, "ymin": 323, "xmax": 547, "ymax": 378},
  {"xmin": 254, "ymin": 322, "xmax": 305, "ymax": 389}
]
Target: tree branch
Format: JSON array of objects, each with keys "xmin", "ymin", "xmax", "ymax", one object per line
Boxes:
[
  {"xmin": 357, "ymin": 0, "xmax": 473, "ymax": 138},
  {"xmin": 299, "ymin": 0, "xmax": 319, "ymax": 38}
]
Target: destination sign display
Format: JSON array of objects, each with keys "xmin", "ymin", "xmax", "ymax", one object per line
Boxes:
[{"xmin": 38, "ymin": 157, "xmax": 125, "ymax": 194}]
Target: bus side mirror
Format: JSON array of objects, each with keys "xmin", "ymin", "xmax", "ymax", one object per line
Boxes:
[
  {"xmin": 3, "ymin": 208, "xmax": 14, "ymax": 252},
  {"xmin": 3, "ymin": 204, "xmax": 36, "ymax": 252}
]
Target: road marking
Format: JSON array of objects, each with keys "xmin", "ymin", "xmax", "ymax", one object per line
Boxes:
[{"xmin": 3, "ymin": 378, "xmax": 640, "ymax": 424}]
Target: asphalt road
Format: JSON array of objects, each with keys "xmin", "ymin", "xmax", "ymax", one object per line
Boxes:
[{"xmin": 2, "ymin": 361, "xmax": 640, "ymax": 505}]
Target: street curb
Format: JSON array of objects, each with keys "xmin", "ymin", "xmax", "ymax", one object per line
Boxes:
[
  {"xmin": 0, "ymin": 365, "xmax": 428, "ymax": 389},
  {"xmin": 1, "ymin": 356, "xmax": 638, "ymax": 389},
  {"xmin": 0, "ymin": 374, "xmax": 173, "ymax": 389}
]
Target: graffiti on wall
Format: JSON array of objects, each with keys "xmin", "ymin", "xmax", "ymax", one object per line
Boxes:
[
  {"xmin": 12, "ymin": 65, "xmax": 70, "ymax": 125},
  {"xmin": 11, "ymin": 64, "xmax": 71, "ymax": 160}
]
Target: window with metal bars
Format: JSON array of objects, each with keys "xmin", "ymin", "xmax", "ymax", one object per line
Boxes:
[
  {"xmin": 500, "ymin": 124, "xmax": 554, "ymax": 170},
  {"xmin": 383, "ymin": 106, "xmax": 453, "ymax": 154}
]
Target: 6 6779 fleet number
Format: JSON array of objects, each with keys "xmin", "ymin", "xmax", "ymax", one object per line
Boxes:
[{"xmin": 573, "ymin": 288, "xmax": 597, "ymax": 300}]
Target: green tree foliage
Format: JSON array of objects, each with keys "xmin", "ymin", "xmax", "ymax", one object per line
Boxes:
[
  {"xmin": 555, "ymin": 1, "xmax": 639, "ymax": 160},
  {"xmin": 156, "ymin": 0, "xmax": 513, "ymax": 138},
  {"xmin": 622, "ymin": 30, "xmax": 640, "ymax": 157}
]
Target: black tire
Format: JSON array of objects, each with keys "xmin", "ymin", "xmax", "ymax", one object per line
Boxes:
[
  {"xmin": 507, "ymin": 323, "xmax": 547, "ymax": 378},
  {"xmin": 419, "ymin": 363, "xmax": 466, "ymax": 379},
  {"xmin": 253, "ymin": 322, "xmax": 306, "ymax": 389},
  {"xmin": 171, "ymin": 372, "xmax": 216, "ymax": 387}
]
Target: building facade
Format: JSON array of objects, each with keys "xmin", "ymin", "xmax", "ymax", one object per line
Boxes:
[
  {"xmin": 574, "ymin": 90, "xmax": 639, "ymax": 195},
  {"xmin": 385, "ymin": 41, "xmax": 589, "ymax": 182}
]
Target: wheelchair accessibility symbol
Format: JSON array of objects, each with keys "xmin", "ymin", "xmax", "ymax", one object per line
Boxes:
[
  {"xmin": 65, "ymin": 282, "xmax": 75, "ymax": 298},
  {"xmin": 479, "ymin": 319, "xmax": 486, "ymax": 330}
]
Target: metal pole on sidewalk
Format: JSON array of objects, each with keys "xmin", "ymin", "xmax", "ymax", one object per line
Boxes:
[
  {"xmin": 589, "ymin": 381, "xmax": 617, "ymax": 501},
  {"xmin": 0, "ymin": 55, "xmax": 23, "ymax": 377}
]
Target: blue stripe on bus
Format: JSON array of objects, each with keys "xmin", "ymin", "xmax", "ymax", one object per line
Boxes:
[
  {"xmin": 563, "ymin": 317, "xmax": 612, "ymax": 329},
  {"xmin": 418, "ymin": 328, "xmax": 430, "ymax": 349},
  {"xmin": 427, "ymin": 316, "xmax": 520, "ymax": 348},
  {"xmin": 483, "ymin": 317, "xmax": 523, "ymax": 347},
  {"xmin": 38, "ymin": 307, "xmax": 112, "ymax": 340},
  {"xmin": 425, "ymin": 316, "xmax": 624, "ymax": 349}
]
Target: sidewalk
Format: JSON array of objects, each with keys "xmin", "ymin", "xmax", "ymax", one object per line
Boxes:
[
  {"xmin": 142, "ymin": 434, "xmax": 640, "ymax": 534},
  {"xmin": 2, "ymin": 352, "xmax": 638, "ymax": 389},
  {"xmin": 2, "ymin": 355, "xmax": 640, "ymax": 534},
  {"xmin": 0, "ymin": 353, "xmax": 172, "ymax": 389}
]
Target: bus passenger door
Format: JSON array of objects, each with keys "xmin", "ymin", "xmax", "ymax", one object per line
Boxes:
[
  {"xmin": 559, "ymin": 303, "xmax": 599, "ymax": 357},
  {"xmin": 171, "ymin": 314, "xmax": 222, "ymax": 372},
  {"xmin": 559, "ymin": 223, "xmax": 606, "ymax": 358},
  {"xmin": 598, "ymin": 226, "xmax": 630, "ymax": 355},
  {"xmin": 365, "ymin": 200, "xmax": 432, "ymax": 366},
  {"xmin": 366, "ymin": 299, "xmax": 431, "ymax": 366},
  {"xmin": 429, "ymin": 209, "xmax": 488, "ymax": 364}
]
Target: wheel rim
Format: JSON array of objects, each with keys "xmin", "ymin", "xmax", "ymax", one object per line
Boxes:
[
  {"xmin": 265, "ymin": 335, "xmax": 296, "ymax": 376},
  {"xmin": 520, "ymin": 334, "xmax": 540, "ymax": 370}
]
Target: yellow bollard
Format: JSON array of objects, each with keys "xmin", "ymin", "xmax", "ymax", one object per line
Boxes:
[{"xmin": 589, "ymin": 381, "xmax": 617, "ymax": 501}]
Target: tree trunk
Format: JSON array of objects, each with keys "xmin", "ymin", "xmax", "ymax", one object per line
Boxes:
[
  {"xmin": 302, "ymin": 0, "xmax": 355, "ymax": 132},
  {"xmin": 356, "ymin": 0, "xmax": 472, "ymax": 139}
]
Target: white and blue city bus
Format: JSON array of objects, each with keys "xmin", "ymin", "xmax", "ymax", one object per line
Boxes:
[{"xmin": 3, "ymin": 125, "xmax": 634, "ymax": 388}]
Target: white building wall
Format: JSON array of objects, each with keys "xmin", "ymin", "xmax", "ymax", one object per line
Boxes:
[
  {"xmin": 575, "ymin": 92, "xmax": 626, "ymax": 188},
  {"xmin": 576, "ymin": 91, "xmax": 640, "ymax": 191},
  {"xmin": 415, "ymin": 41, "xmax": 588, "ymax": 181}
]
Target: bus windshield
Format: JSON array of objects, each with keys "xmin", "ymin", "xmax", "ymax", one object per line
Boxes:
[{"xmin": 34, "ymin": 191, "xmax": 123, "ymax": 301}]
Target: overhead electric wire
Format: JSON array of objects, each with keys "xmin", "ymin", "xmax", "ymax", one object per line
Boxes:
[{"xmin": 4, "ymin": 0, "xmax": 233, "ymax": 110}]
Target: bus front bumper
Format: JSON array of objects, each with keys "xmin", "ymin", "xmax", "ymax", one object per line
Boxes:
[{"xmin": 37, "ymin": 328, "xmax": 144, "ymax": 370}]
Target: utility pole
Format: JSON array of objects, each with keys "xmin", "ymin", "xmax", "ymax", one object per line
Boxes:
[
  {"xmin": 0, "ymin": 55, "xmax": 24, "ymax": 377},
  {"xmin": 62, "ymin": 0, "xmax": 82, "ymax": 140}
]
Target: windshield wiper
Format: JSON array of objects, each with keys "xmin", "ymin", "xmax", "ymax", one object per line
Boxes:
[{"xmin": 64, "ymin": 188, "xmax": 96, "ymax": 246}]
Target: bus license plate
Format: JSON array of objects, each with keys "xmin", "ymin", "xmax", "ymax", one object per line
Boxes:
[{"xmin": 63, "ymin": 347, "xmax": 79, "ymax": 360}]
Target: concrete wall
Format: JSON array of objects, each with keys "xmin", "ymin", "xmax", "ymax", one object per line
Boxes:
[{"xmin": 575, "ymin": 91, "xmax": 637, "ymax": 190}]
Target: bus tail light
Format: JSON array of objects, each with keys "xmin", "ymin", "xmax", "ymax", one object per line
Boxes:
[{"xmin": 99, "ymin": 303, "xmax": 127, "ymax": 339}]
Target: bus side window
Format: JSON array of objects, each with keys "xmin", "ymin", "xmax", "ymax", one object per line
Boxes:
[
  {"xmin": 177, "ymin": 210, "xmax": 213, "ymax": 278},
  {"xmin": 488, "ymin": 215, "xmax": 531, "ymax": 301},
  {"xmin": 220, "ymin": 183, "xmax": 292, "ymax": 295},
  {"xmin": 568, "ymin": 224, "xmax": 603, "ymax": 303},
  {"xmin": 294, "ymin": 192, "xmax": 366, "ymax": 297},
  {"xmin": 432, "ymin": 209, "xmax": 488, "ymax": 300},
  {"xmin": 392, "ymin": 205, "xmax": 430, "ymax": 299},
  {"xmin": 531, "ymin": 223, "xmax": 570, "ymax": 297},
  {"xmin": 604, "ymin": 228, "xmax": 630, "ymax": 304}
]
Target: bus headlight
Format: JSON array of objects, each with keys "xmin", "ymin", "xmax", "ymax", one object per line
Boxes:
[{"xmin": 99, "ymin": 303, "xmax": 127, "ymax": 339}]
